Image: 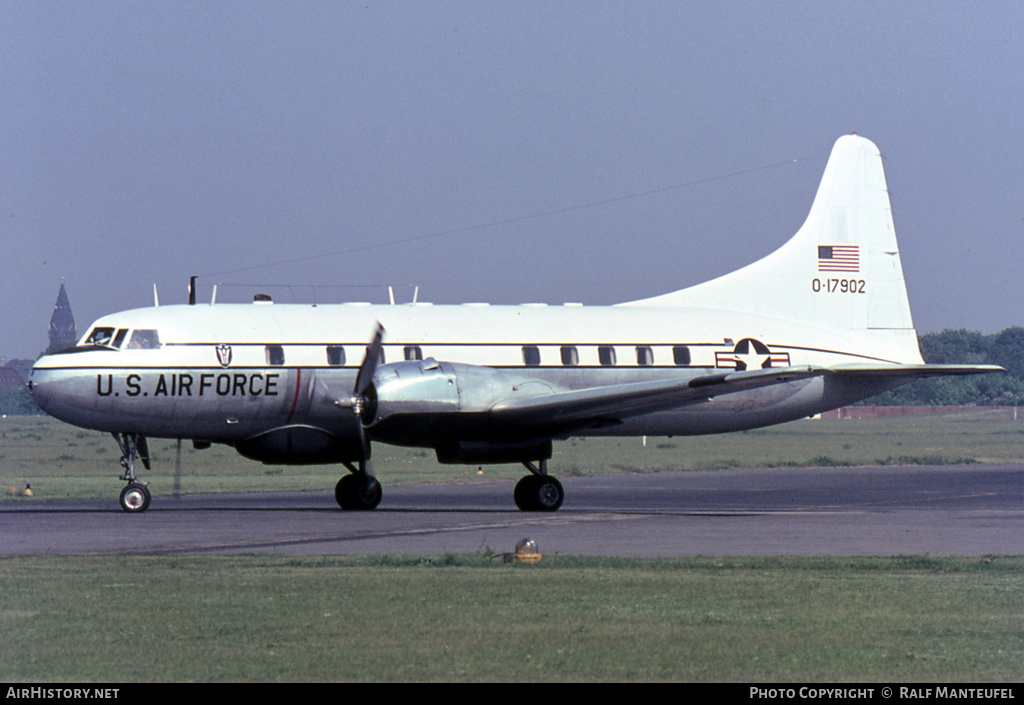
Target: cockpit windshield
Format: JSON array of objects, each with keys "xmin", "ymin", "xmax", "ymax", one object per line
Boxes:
[
  {"xmin": 127, "ymin": 330, "xmax": 161, "ymax": 349},
  {"xmin": 83, "ymin": 327, "xmax": 160, "ymax": 350},
  {"xmin": 84, "ymin": 327, "xmax": 118, "ymax": 347}
]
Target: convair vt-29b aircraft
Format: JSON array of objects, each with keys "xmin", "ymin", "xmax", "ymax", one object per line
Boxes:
[{"xmin": 29, "ymin": 135, "xmax": 1001, "ymax": 513}]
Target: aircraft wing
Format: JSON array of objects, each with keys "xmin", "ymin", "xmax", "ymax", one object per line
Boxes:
[
  {"xmin": 488, "ymin": 363, "xmax": 1004, "ymax": 429},
  {"xmin": 489, "ymin": 365, "xmax": 825, "ymax": 427}
]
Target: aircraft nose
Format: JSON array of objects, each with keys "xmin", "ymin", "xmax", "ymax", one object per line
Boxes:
[
  {"xmin": 27, "ymin": 358, "xmax": 82, "ymax": 421},
  {"xmin": 27, "ymin": 363, "xmax": 56, "ymax": 413}
]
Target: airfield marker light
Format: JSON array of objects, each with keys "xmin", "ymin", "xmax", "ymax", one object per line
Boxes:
[{"xmin": 514, "ymin": 538, "xmax": 541, "ymax": 564}]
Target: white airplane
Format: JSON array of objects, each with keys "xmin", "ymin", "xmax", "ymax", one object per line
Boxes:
[{"xmin": 29, "ymin": 134, "xmax": 1001, "ymax": 513}]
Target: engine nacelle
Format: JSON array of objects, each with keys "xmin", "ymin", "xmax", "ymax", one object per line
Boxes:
[
  {"xmin": 363, "ymin": 359, "xmax": 559, "ymax": 447},
  {"xmin": 235, "ymin": 424, "xmax": 365, "ymax": 465}
]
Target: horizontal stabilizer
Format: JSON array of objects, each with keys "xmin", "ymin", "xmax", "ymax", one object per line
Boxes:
[{"xmin": 826, "ymin": 364, "xmax": 1005, "ymax": 379}]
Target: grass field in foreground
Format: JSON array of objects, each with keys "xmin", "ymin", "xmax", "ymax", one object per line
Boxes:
[
  {"xmin": 2, "ymin": 554, "xmax": 1022, "ymax": 683},
  {"xmin": 3, "ymin": 413, "xmax": 1023, "ymax": 682},
  {"xmin": 2, "ymin": 410, "xmax": 1024, "ymax": 502}
]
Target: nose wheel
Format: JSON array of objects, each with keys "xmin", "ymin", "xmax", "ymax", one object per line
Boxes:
[{"xmin": 119, "ymin": 482, "xmax": 152, "ymax": 513}]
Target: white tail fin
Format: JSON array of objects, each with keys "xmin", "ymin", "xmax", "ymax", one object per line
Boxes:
[{"xmin": 622, "ymin": 134, "xmax": 924, "ymax": 364}]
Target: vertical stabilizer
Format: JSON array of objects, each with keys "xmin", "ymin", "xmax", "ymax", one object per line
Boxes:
[{"xmin": 621, "ymin": 134, "xmax": 923, "ymax": 363}]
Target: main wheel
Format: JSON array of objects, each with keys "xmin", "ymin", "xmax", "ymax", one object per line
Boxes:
[
  {"xmin": 335, "ymin": 474, "xmax": 383, "ymax": 510},
  {"xmin": 119, "ymin": 482, "xmax": 151, "ymax": 513},
  {"xmin": 514, "ymin": 475, "xmax": 564, "ymax": 512}
]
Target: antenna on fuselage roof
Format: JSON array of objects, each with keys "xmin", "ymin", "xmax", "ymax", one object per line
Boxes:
[
  {"xmin": 391, "ymin": 285, "xmax": 420, "ymax": 304},
  {"xmin": 188, "ymin": 276, "xmax": 197, "ymax": 306}
]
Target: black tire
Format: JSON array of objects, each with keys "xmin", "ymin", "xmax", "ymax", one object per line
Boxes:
[
  {"xmin": 335, "ymin": 474, "xmax": 383, "ymax": 510},
  {"xmin": 119, "ymin": 482, "xmax": 151, "ymax": 513},
  {"xmin": 514, "ymin": 475, "xmax": 563, "ymax": 512},
  {"xmin": 514, "ymin": 475, "xmax": 536, "ymax": 511}
]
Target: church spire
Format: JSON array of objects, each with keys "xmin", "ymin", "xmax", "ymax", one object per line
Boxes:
[{"xmin": 47, "ymin": 281, "xmax": 77, "ymax": 352}]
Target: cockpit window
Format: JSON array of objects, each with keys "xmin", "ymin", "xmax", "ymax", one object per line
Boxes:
[
  {"xmin": 83, "ymin": 327, "xmax": 160, "ymax": 350},
  {"xmin": 127, "ymin": 329, "xmax": 161, "ymax": 349},
  {"xmin": 84, "ymin": 327, "xmax": 117, "ymax": 347}
]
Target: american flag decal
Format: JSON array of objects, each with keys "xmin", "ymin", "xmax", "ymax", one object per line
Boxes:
[{"xmin": 818, "ymin": 245, "xmax": 860, "ymax": 272}]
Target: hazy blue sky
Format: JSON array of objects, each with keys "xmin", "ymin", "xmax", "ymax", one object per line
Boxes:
[{"xmin": 3, "ymin": 1, "xmax": 1022, "ymax": 358}]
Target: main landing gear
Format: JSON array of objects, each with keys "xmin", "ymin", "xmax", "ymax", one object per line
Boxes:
[
  {"xmin": 113, "ymin": 432, "xmax": 152, "ymax": 513},
  {"xmin": 335, "ymin": 460, "xmax": 382, "ymax": 510},
  {"xmin": 514, "ymin": 459, "xmax": 564, "ymax": 512},
  {"xmin": 332, "ymin": 457, "xmax": 564, "ymax": 512}
]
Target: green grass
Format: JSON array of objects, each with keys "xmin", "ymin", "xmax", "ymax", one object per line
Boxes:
[
  {"xmin": 1, "ymin": 554, "xmax": 1021, "ymax": 682},
  {"xmin": 4, "ymin": 413, "xmax": 1024, "ymax": 682},
  {"xmin": 3, "ymin": 411, "xmax": 1024, "ymax": 502}
]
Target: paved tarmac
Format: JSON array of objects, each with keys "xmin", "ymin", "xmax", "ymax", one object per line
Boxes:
[{"xmin": 2, "ymin": 464, "xmax": 1022, "ymax": 557}]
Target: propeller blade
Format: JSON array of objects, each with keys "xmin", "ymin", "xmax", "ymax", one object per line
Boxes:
[
  {"xmin": 354, "ymin": 323, "xmax": 385, "ymax": 397},
  {"xmin": 346, "ymin": 324, "xmax": 384, "ymax": 461},
  {"xmin": 173, "ymin": 438, "xmax": 182, "ymax": 498}
]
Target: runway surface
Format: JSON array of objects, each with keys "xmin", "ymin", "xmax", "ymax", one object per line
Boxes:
[{"xmin": 3, "ymin": 464, "xmax": 1022, "ymax": 557}]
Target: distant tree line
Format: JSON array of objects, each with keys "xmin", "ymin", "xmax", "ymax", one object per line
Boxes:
[
  {"xmin": 1, "ymin": 327, "xmax": 1021, "ymax": 415},
  {"xmin": 0, "ymin": 383, "xmax": 41, "ymax": 416},
  {"xmin": 858, "ymin": 327, "xmax": 1024, "ymax": 406}
]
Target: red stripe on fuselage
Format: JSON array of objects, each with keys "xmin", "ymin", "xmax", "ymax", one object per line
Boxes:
[{"xmin": 286, "ymin": 368, "xmax": 303, "ymax": 423}]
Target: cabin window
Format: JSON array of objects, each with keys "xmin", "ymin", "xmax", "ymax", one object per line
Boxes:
[
  {"xmin": 326, "ymin": 346, "xmax": 346, "ymax": 366},
  {"xmin": 560, "ymin": 346, "xmax": 579, "ymax": 367},
  {"xmin": 404, "ymin": 346, "xmax": 423, "ymax": 361},
  {"xmin": 127, "ymin": 330, "xmax": 161, "ymax": 350},
  {"xmin": 522, "ymin": 346, "xmax": 541, "ymax": 367},
  {"xmin": 598, "ymin": 346, "xmax": 617, "ymax": 366},
  {"xmin": 266, "ymin": 345, "xmax": 285, "ymax": 366},
  {"xmin": 672, "ymin": 345, "xmax": 691, "ymax": 366},
  {"xmin": 636, "ymin": 346, "xmax": 654, "ymax": 366}
]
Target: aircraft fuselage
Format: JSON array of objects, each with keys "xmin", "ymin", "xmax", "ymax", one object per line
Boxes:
[{"xmin": 30, "ymin": 300, "xmax": 907, "ymax": 452}]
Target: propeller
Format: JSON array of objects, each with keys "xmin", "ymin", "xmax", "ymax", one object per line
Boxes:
[
  {"xmin": 347, "ymin": 324, "xmax": 385, "ymax": 463},
  {"xmin": 354, "ymin": 323, "xmax": 385, "ymax": 407}
]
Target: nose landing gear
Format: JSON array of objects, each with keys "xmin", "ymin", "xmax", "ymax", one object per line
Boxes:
[{"xmin": 113, "ymin": 433, "xmax": 152, "ymax": 513}]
